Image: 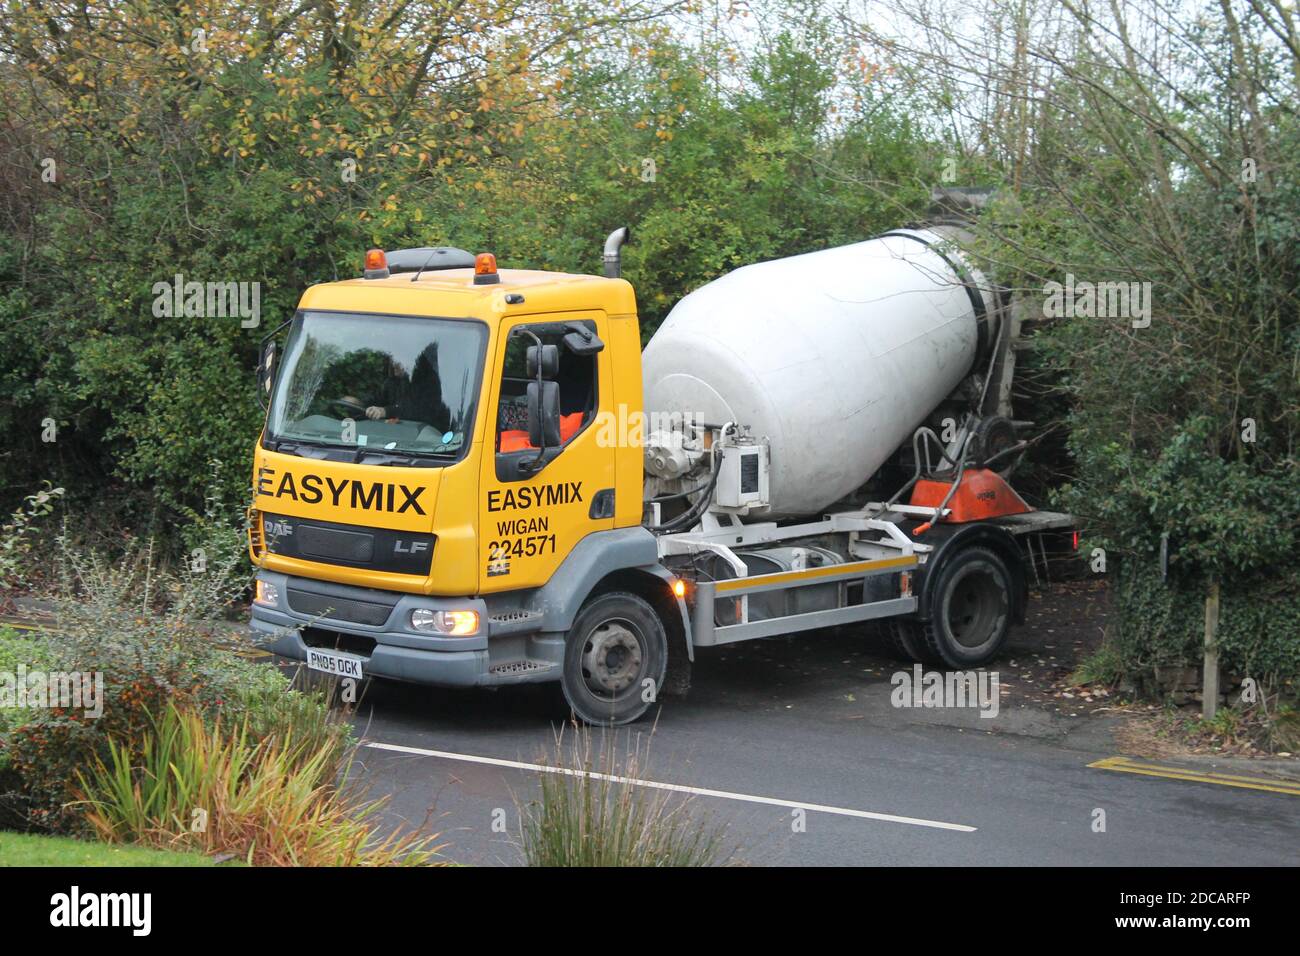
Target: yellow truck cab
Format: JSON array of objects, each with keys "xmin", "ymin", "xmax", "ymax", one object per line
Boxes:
[
  {"xmin": 250, "ymin": 228, "xmax": 1073, "ymax": 725},
  {"xmin": 249, "ymin": 239, "xmax": 688, "ymax": 723}
]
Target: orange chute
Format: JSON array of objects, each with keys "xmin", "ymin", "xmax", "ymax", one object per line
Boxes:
[{"xmin": 909, "ymin": 468, "xmax": 1031, "ymax": 523}]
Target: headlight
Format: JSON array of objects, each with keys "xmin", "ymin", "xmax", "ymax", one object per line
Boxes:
[
  {"xmin": 410, "ymin": 608, "xmax": 479, "ymax": 636},
  {"xmin": 254, "ymin": 579, "xmax": 280, "ymax": 606}
]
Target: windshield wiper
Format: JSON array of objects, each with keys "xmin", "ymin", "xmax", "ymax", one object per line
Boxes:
[
  {"xmin": 273, "ymin": 440, "xmax": 336, "ymax": 459},
  {"xmin": 270, "ymin": 437, "xmax": 455, "ymax": 466},
  {"xmin": 360, "ymin": 450, "xmax": 459, "ymax": 466}
]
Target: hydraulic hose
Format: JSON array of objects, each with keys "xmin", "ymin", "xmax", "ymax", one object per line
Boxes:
[{"xmin": 653, "ymin": 449, "xmax": 724, "ymax": 535}]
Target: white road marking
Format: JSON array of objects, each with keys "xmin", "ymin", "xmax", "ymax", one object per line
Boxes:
[{"xmin": 363, "ymin": 740, "xmax": 977, "ymax": 833}]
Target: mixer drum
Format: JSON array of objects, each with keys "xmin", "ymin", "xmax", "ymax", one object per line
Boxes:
[{"xmin": 642, "ymin": 229, "xmax": 998, "ymax": 518}]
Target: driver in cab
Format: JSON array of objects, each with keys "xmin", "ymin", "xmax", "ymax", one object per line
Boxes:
[{"xmin": 339, "ymin": 346, "xmax": 451, "ymax": 429}]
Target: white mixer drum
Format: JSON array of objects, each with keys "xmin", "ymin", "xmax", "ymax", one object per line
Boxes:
[{"xmin": 641, "ymin": 229, "xmax": 997, "ymax": 517}]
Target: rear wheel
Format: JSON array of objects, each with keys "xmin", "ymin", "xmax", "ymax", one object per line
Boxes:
[
  {"xmin": 884, "ymin": 619, "xmax": 936, "ymax": 663},
  {"xmin": 917, "ymin": 546, "xmax": 1012, "ymax": 668},
  {"xmin": 561, "ymin": 591, "xmax": 667, "ymax": 726}
]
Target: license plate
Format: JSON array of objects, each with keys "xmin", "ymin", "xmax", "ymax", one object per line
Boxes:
[{"xmin": 305, "ymin": 648, "xmax": 365, "ymax": 680}]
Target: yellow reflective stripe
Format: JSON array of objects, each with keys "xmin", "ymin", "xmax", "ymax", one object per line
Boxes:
[{"xmin": 713, "ymin": 555, "xmax": 916, "ymax": 594}]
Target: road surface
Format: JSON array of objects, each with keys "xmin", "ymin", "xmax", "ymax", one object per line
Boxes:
[{"xmin": 343, "ymin": 623, "xmax": 1299, "ymax": 866}]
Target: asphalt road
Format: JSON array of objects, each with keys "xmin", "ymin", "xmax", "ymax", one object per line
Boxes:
[{"xmin": 343, "ymin": 623, "xmax": 1300, "ymax": 867}]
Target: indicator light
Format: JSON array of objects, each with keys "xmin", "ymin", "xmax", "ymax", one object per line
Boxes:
[{"xmin": 254, "ymin": 579, "xmax": 280, "ymax": 606}]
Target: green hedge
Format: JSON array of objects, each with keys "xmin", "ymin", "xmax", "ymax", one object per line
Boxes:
[{"xmin": 1112, "ymin": 559, "xmax": 1300, "ymax": 686}]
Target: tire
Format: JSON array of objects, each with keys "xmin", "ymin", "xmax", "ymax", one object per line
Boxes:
[
  {"xmin": 561, "ymin": 591, "xmax": 668, "ymax": 726},
  {"xmin": 917, "ymin": 546, "xmax": 1013, "ymax": 668},
  {"xmin": 884, "ymin": 619, "xmax": 937, "ymax": 663},
  {"xmin": 973, "ymin": 416, "xmax": 1017, "ymax": 467}
]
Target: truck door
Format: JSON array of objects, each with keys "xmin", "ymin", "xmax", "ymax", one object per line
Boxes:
[{"xmin": 478, "ymin": 314, "xmax": 616, "ymax": 593}]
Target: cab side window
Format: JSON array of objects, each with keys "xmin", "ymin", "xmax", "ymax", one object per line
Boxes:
[{"xmin": 495, "ymin": 321, "xmax": 597, "ymax": 460}]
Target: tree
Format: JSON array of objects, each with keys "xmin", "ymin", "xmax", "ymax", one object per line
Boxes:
[{"xmin": 853, "ymin": 0, "xmax": 1300, "ymax": 683}]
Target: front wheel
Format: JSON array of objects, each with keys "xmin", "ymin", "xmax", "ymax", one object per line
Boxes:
[{"xmin": 561, "ymin": 591, "xmax": 668, "ymax": 726}]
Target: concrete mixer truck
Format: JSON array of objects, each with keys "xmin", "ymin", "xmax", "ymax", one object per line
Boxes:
[{"xmin": 247, "ymin": 225, "xmax": 1074, "ymax": 724}]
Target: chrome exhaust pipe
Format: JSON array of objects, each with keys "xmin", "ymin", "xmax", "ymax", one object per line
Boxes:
[{"xmin": 603, "ymin": 226, "xmax": 631, "ymax": 278}]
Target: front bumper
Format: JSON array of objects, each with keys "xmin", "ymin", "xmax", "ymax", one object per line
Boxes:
[{"xmin": 249, "ymin": 570, "xmax": 562, "ymax": 688}]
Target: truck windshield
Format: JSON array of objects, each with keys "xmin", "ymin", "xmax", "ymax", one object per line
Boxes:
[{"xmin": 266, "ymin": 311, "xmax": 487, "ymax": 459}]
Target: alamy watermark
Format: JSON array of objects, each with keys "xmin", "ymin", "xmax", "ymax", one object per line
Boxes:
[
  {"xmin": 152, "ymin": 274, "xmax": 261, "ymax": 328},
  {"xmin": 50, "ymin": 886, "xmax": 151, "ymax": 936},
  {"xmin": 890, "ymin": 664, "xmax": 1000, "ymax": 719},
  {"xmin": 593, "ymin": 405, "xmax": 702, "ymax": 448},
  {"xmin": 0, "ymin": 664, "xmax": 104, "ymax": 718},
  {"xmin": 1042, "ymin": 274, "xmax": 1151, "ymax": 328}
]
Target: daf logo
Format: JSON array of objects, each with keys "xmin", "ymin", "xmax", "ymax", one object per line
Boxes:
[
  {"xmin": 395, "ymin": 540, "xmax": 429, "ymax": 555},
  {"xmin": 266, "ymin": 520, "xmax": 294, "ymax": 537}
]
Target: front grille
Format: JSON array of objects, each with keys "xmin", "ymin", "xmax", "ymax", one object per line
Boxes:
[
  {"xmin": 298, "ymin": 524, "xmax": 374, "ymax": 563},
  {"xmin": 261, "ymin": 512, "xmax": 435, "ymax": 575},
  {"xmin": 287, "ymin": 588, "xmax": 393, "ymax": 626}
]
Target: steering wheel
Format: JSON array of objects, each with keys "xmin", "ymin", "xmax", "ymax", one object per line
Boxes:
[{"xmin": 329, "ymin": 397, "xmax": 368, "ymax": 416}]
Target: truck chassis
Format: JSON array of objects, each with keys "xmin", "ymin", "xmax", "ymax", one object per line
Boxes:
[{"xmin": 660, "ymin": 502, "xmax": 1073, "ymax": 652}]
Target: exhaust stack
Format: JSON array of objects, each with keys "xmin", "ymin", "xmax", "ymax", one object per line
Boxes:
[{"xmin": 603, "ymin": 226, "xmax": 631, "ymax": 278}]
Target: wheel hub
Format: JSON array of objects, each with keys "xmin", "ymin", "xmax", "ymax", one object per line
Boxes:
[
  {"xmin": 582, "ymin": 621, "xmax": 643, "ymax": 694},
  {"xmin": 946, "ymin": 568, "xmax": 1002, "ymax": 648}
]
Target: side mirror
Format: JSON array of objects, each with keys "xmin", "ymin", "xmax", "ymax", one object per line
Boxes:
[
  {"xmin": 257, "ymin": 339, "xmax": 277, "ymax": 407},
  {"xmin": 526, "ymin": 344, "xmax": 559, "ymax": 379},
  {"xmin": 562, "ymin": 325, "xmax": 604, "ymax": 356},
  {"xmin": 527, "ymin": 380, "xmax": 561, "ymax": 449}
]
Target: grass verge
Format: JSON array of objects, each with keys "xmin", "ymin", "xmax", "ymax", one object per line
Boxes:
[{"xmin": 0, "ymin": 830, "xmax": 225, "ymax": 866}]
